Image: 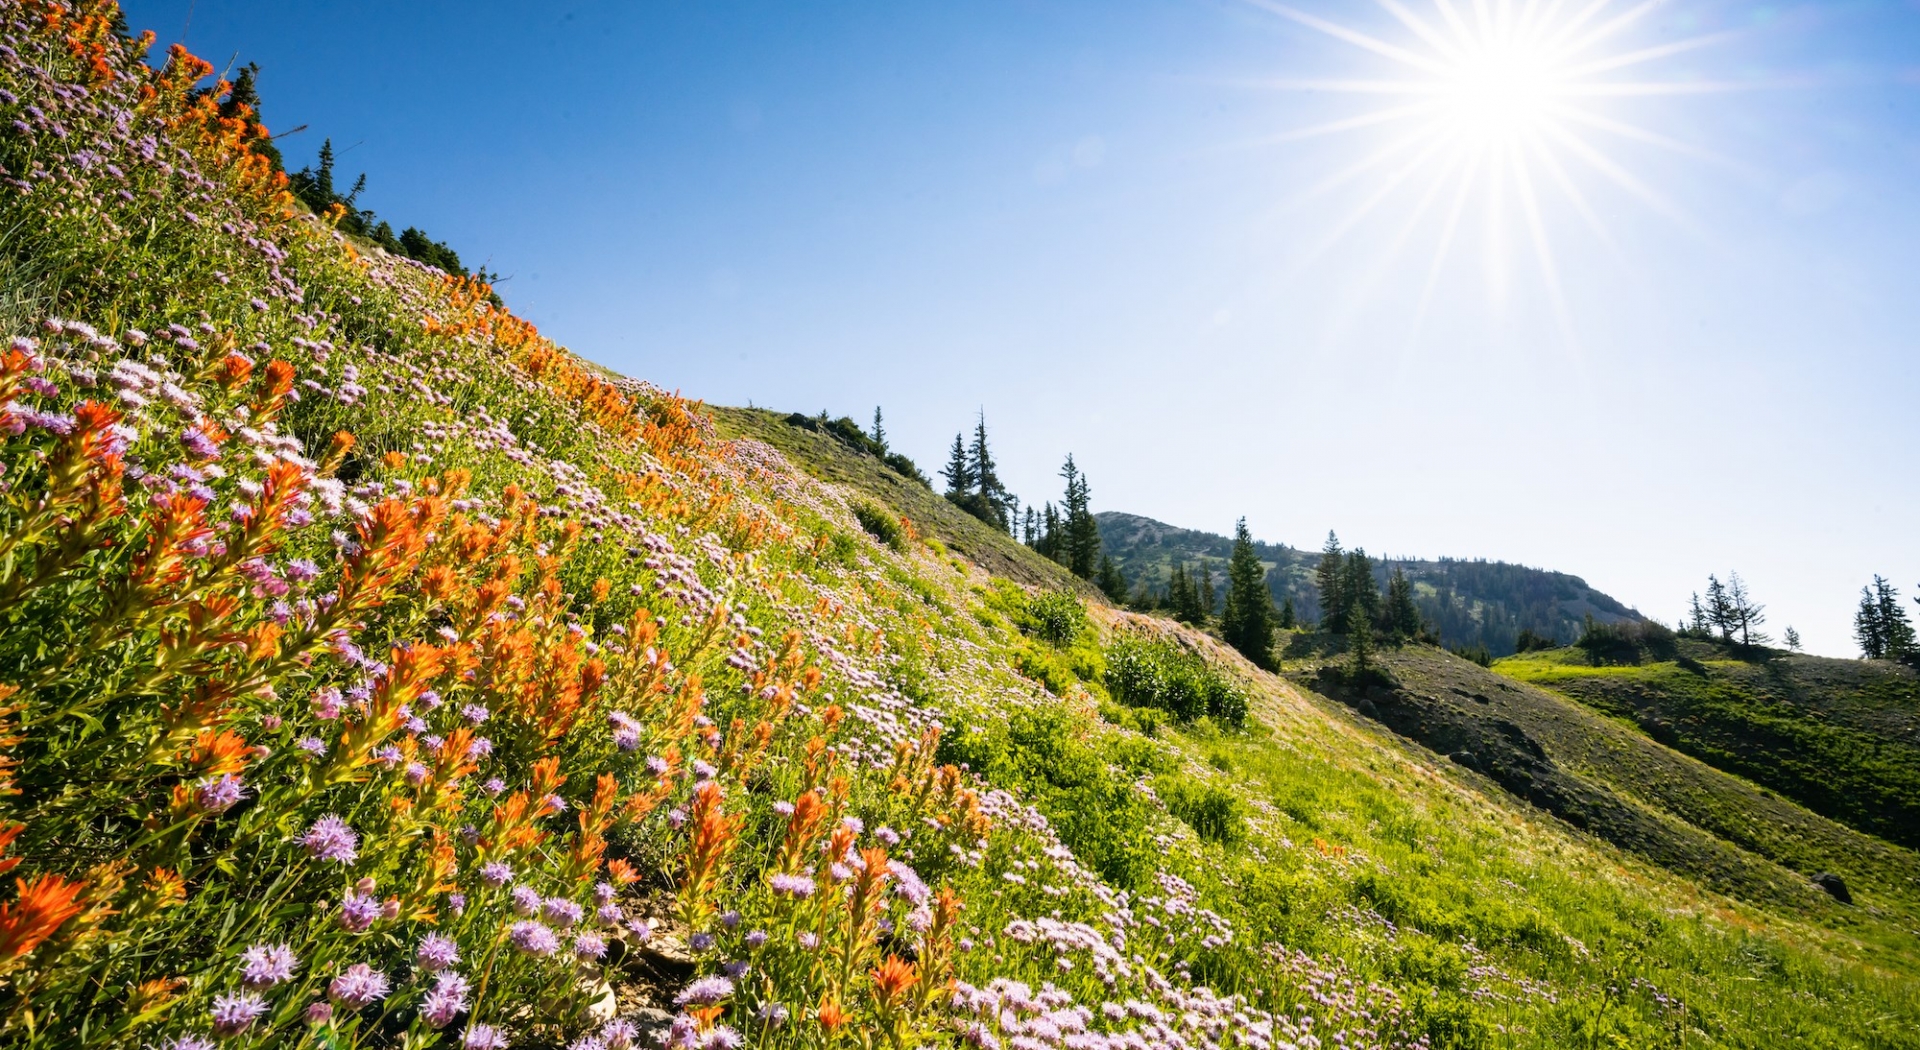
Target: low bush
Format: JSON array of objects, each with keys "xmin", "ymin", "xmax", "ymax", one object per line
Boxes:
[
  {"xmin": 851, "ymin": 499, "xmax": 906, "ymax": 550},
  {"xmin": 1099, "ymin": 699, "xmax": 1162, "ymax": 737},
  {"xmin": 1157, "ymin": 773, "xmax": 1247, "ymax": 845},
  {"xmin": 1514, "ymin": 627, "xmax": 1560, "ymax": 653},
  {"xmin": 1022, "ymin": 590, "xmax": 1089, "ymax": 647},
  {"xmin": 1105, "ymin": 636, "xmax": 1248, "ymax": 727},
  {"xmin": 1576, "ymin": 616, "xmax": 1677, "ymax": 666},
  {"xmin": 1450, "ymin": 643, "xmax": 1493, "ymax": 667}
]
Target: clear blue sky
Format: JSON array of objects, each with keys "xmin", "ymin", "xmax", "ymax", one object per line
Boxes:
[{"xmin": 124, "ymin": 0, "xmax": 1918, "ymax": 655}]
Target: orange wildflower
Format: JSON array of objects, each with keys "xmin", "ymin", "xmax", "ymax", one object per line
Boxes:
[
  {"xmin": 871, "ymin": 955, "xmax": 919, "ymax": 1004},
  {"xmin": 188, "ymin": 729, "xmax": 252, "ymax": 776},
  {"xmin": 0, "ymin": 874, "xmax": 87, "ymax": 967}
]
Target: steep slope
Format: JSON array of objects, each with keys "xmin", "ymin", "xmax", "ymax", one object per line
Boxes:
[
  {"xmin": 1098, "ymin": 510, "xmax": 1638, "ymax": 654},
  {"xmin": 1495, "ymin": 642, "xmax": 1920, "ymax": 851}
]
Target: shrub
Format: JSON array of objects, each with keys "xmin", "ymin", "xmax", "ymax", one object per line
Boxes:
[
  {"xmin": 851, "ymin": 499, "xmax": 906, "ymax": 550},
  {"xmin": 1023, "ymin": 590, "xmax": 1089, "ymax": 647},
  {"xmin": 1105, "ymin": 637, "xmax": 1248, "ymax": 727},
  {"xmin": 1100, "ymin": 699, "xmax": 1162, "ymax": 737},
  {"xmin": 1158, "ymin": 773, "xmax": 1247, "ymax": 845},
  {"xmin": 1576, "ymin": 616, "xmax": 1677, "ymax": 666},
  {"xmin": 1514, "ymin": 627, "xmax": 1559, "ymax": 653}
]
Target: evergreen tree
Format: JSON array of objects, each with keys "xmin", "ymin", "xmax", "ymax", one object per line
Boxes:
[
  {"xmin": 1385, "ymin": 567, "xmax": 1422, "ymax": 641},
  {"xmin": 870, "ymin": 407, "xmax": 887, "ymax": 451},
  {"xmin": 1315, "ymin": 531, "xmax": 1345, "ymax": 632},
  {"xmin": 1878, "ymin": 577, "xmax": 1917, "ymax": 659},
  {"xmin": 1221, "ymin": 518, "xmax": 1276, "ymax": 669},
  {"xmin": 1857, "ymin": 583, "xmax": 1888, "ymax": 659},
  {"xmin": 1278, "ymin": 595, "xmax": 1297, "ymax": 630},
  {"xmin": 1167, "ymin": 560, "xmax": 1196, "ymax": 622},
  {"xmin": 939, "ymin": 433, "xmax": 973, "ymax": 497},
  {"xmin": 1686, "ymin": 592, "xmax": 1710, "ymax": 638},
  {"xmin": 1726, "ymin": 572, "xmax": 1769, "ymax": 649},
  {"xmin": 216, "ymin": 63, "xmax": 283, "ymax": 171},
  {"xmin": 1021, "ymin": 507, "xmax": 1038, "ymax": 546},
  {"xmin": 1096, "ymin": 555, "xmax": 1128, "ymax": 603},
  {"xmin": 1059, "ymin": 455, "xmax": 1099, "ymax": 578},
  {"xmin": 1857, "ymin": 576, "xmax": 1917, "ymax": 660},
  {"xmin": 968, "ymin": 414, "xmax": 1014, "ymax": 531},
  {"xmin": 222, "ymin": 63, "xmax": 262, "ymax": 120},
  {"xmin": 1033, "ymin": 503, "xmax": 1063, "ymax": 563},
  {"xmin": 1346, "ymin": 603, "xmax": 1375, "ymax": 680},
  {"xmin": 1338, "ymin": 549, "xmax": 1380, "ymax": 634},
  {"xmin": 1197, "ymin": 560, "xmax": 1215, "ymax": 621},
  {"xmin": 290, "ymin": 138, "xmax": 341, "ymax": 216},
  {"xmin": 1784, "ymin": 626, "xmax": 1802, "ymax": 653},
  {"xmin": 1704, "ymin": 575, "xmax": 1736, "ymax": 642}
]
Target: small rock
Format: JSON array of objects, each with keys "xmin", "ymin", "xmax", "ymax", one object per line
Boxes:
[
  {"xmin": 582, "ymin": 978, "xmax": 619, "ymax": 1023},
  {"xmin": 1448, "ymin": 750, "xmax": 1479, "ymax": 771},
  {"xmin": 631, "ymin": 1006, "xmax": 676, "ymax": 1046},
  {"xmin": 1355, "ymin": 699, "xmax": 1378, "ymax": 719},
  {"xmin": 1812, "ymin": 872, "xmax": 1852, "ymax": 904}
]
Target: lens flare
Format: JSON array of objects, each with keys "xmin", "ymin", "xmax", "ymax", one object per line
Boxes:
[{"xmin": 1247, "ymin": 0, "xmax": 1739, "ymax": 340}]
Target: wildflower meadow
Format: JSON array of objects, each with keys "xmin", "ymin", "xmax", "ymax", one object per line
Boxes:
[{"xmin": 0, "ymin": 4, "xmax": 1914, "ymax": 1050}]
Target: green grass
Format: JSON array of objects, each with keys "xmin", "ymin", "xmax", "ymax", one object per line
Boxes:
[{"xmin": 1497, "ymin": 644, "xmax": 1920, "ymax": 851}]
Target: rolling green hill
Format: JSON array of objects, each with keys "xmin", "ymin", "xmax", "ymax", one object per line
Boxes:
[
  {"xmin": 1097, "ymin": 510, "xmax": 1639, "ymax": 654},
  {"xmin": 1494, "ymin": 641, "xmax": 1920, "ymax": 851},
  {"xmin": 1291, "ymin": 639, "xmax": 1920, "ymax": 926}
]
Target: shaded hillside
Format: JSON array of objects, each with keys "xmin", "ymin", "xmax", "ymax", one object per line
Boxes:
[
  {"xmin": 1496, "ymin": 641, "xmax": 1920, "ymax": 851},
  {"xmin": 1098, "ymin": 511, "xmax": 1638, "ymax": 654},
  {"xmin": 1292, "ymin": 641, "xmax": 1920, "ymax": 930}
]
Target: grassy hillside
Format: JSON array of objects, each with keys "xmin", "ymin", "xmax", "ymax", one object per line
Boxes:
[
  {"xmin": 0, "ymin": 10, "xmax": 1915, "ymax": 1050},
  {"xmin": 707, "ymin": 406, "xmax": 1090, "ymax": 593},
  {"xmin": 1289, "ymin": 641, "xmax": 1920, "ymax": 929},
  {"xmin": 1097, "ymin": 511, "xmax": 1638, "ymax": 654},
  {"xmin": 1494, "ymin": 642, "xmax": 1920, "ymax": 852}
]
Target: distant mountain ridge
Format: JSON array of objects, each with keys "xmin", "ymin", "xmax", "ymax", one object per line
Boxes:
[{"xmin": 1096, "ymin": 510, "xmax": 1639, "ymax": 655}]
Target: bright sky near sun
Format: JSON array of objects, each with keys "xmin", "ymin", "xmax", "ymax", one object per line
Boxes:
[{"xmin": 124, "ymin": 0, "xmax": 1920, "ymax": 656}]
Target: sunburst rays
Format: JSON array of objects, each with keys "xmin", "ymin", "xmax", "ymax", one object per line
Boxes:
[{"xmin": 1249, "ymin": 0, "xmax": 1737, "ymax": 341}]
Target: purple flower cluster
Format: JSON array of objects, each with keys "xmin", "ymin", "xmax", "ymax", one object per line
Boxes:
[
  {"xmin": 193, "ymin": 774, "xmax": 246, "ymax": 815},
  {"xmin": 673, "ymin": 974, "xmax": 734, "ymax": 1007},
  {"xmin": 210, "ymin": 992, "xmax": 267, "ymax": 1036},
  {"xmin": 421, "ymin": 971, "xmax": 471, "ymax": 1029},
  {"xmin": 415, "ymin": 932, "xmax": 460, "ymax": 972},
  {"xmin": 328, "ymin": 963, "xmax": 390, "ymax": 1010},
  {"xmin": 238, "ymin": 943, "xmax": 297, "ymax": 988},
  {"xmin": 509, "ymin": 920, "xmax": 559, "ymax": 956},
  {"xmin": 300, "ymin": 814, "xmax": 358, "ymax": 864},
  {"xmin": 337, "ymin": 890, "xmax": 381, "ymax": 933}
]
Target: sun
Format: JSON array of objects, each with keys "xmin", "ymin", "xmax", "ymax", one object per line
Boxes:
[
  {"xmin": 1437, "ymin": 35, "xmax": 1567, "ymax": 141},
  {"xmin": 1249, "ymin": 0, "xmax": 1733, "ymax": 336}
]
